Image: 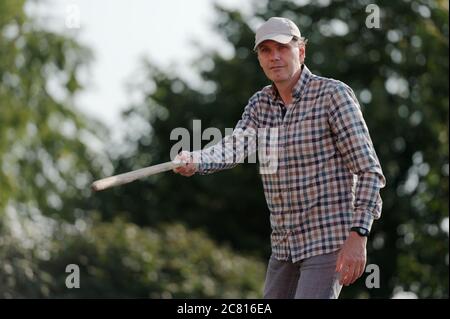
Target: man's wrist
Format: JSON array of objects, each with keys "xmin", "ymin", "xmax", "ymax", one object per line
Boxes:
[{"xmin": 350, "ymin": 226, "xmax": 370, "ymax": 237}]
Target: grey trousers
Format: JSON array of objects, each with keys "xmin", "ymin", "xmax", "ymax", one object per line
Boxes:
[{"xmin": 263, "ymin": 250, "xmax": 343, "ymax": 299}]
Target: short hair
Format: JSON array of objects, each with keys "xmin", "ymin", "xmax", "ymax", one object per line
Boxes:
[{"xmin": 292, "ymin": 36, "xmax": 308, "ymax": 47}]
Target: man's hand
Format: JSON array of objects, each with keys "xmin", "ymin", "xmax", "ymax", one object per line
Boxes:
[
  {"xmin": 172, "ymin": 151, "xmax": 198, "ymax": 177},
  {"xmin": 335, "ymin": 231, "xmax": 367, "ymax": 286}
]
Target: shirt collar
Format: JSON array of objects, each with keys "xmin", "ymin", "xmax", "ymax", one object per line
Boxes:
[{"xmin": 269, "ymin": 64, "xmax": 312, "ymax": 101}]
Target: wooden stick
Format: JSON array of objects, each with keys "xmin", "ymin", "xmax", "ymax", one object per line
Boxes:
[{"xmin": 91, "ymin": 161, "xmax": 183, "ymax": 192}]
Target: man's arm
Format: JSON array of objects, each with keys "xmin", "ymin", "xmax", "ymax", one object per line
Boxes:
[
  {"xmin": 328, "ymin": 83, "xmax": 386, "ymax": 231},
  {"xmin": 174, "ymin": 94, "xmax": 260, "ymax": 176},
  {"xmin": 328, "ymin": 83, "xmax": 386, "ymax": 286}
]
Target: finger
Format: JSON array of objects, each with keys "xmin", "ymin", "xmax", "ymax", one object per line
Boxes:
[
  {"xmin": 348, "ymin": 265, "xmax": 359, "ymax": 285},
  {"xmin": 175, "ymin": 165, "xmax": 189, "ymax": 174},
  {"xmin": 350, "ymin": 261, "xmax": 363, "ymax": 285},
  {"xmin": 338, "ymin": 264, "xmax": 348, "ymax": 285},
  {"xmin": 187, "ymin": 166, "xmax": 196, "ymax": 176},
  {"xmin": 173, "ymin": 166, "xmax": 182, "ymax": 173},
  {"xmin": 179, "ymin": 156, "xmax": 187, "ymax": 164},
  {"xmin": 343, "ymin": 269, "xmax": 352, "ymax": 286},
  {"xmin": 339, "ymin": 270, "xmax": 348, "ymax": 286},
  {"xmin": 177, "ymin": 152, "xmax": 187, "ymax": 162},
  {"xmin": 338, "ymin": 271, "xmax": 344, "ymax": 286},
  {"xmin": 181, "ymin": 151, "xmax": 192, "ymax": 161},
  {"xmin": 335, "ymin": 252, "xmax": 343, "ymax": 272},
  {"xmin": 356, "ymin": 261, "xmax": 365, "ymax": 281},
  {"xmin": 342, "ymin": 264, "xmax": 354, "ymax": 286}
]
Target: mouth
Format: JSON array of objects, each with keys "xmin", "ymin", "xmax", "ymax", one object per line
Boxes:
[{"xmin": 270, "ymin": 66, "xmax": 284, "ymax": 71}]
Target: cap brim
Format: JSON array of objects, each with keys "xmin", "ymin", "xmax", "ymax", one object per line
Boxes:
[{"xmin": 254, "ymin": 34, "xmax": 294, "ymax": 50}]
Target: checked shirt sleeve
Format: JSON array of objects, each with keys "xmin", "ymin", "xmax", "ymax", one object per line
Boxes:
[
  {"xmin": 193, "ymin": 95, "xmax": 259, "ymax": 175},
  {"xmin": 328, "ymin": 83, "xmax": 386, "ymax": 231}
]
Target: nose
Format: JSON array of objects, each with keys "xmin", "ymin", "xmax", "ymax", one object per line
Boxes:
[{"xmin": 270, "ymin": 49, "xmax": 281, "ymax": 61}]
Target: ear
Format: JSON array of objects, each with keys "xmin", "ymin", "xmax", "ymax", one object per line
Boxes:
[{"xmin": 299, "ymin": 45, "xmax": 306, "ymax": 64}]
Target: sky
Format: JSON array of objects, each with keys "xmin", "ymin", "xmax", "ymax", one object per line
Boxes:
[{"xmin": 26, "ymin": 0, "xmax": 255, "ymax": 140}]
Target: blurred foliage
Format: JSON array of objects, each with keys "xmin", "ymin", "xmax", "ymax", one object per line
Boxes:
[
  {"xmin": 0, "ymin": 218, "xmax": 264, "ymax": 298},
  {"xmin": 0, "ymin": 0, "xmax": 265, "ymax": 298},
  {"xmin": 0, "ymin": 0, "xmax": 108, "ymax": 223},
  {"xmin": 98, "ymin": 0, "xmax": 449, "ymax": 298}
]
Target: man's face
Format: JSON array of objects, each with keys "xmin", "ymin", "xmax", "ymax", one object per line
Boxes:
[{"xmin": 257, "ymin": 40, "xmax": 304, "ymax": 85}]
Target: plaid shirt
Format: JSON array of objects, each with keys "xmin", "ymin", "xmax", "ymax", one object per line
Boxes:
[{"xmin": 194, "ymin": 65, "xmax": 386, "ymax": 263}]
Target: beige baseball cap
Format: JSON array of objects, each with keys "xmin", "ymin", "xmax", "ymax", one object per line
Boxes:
[{"xmin": 254, "ymin": 17, "xmax": 301, "ymax": 50}]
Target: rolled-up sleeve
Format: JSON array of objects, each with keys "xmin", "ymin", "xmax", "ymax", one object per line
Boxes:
[{"xmin": 328, "ymin": 83, "xmax": 386, "ymax": 231}]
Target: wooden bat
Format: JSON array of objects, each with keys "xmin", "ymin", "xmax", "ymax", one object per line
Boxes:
[{"xmin": 91, "ymin": 161, "xmax": 184, "ymax": 192}]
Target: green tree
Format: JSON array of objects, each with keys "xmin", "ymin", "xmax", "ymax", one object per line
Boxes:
[
  {"xmin": 0, "ymin": 0, "xmax": 268, "ymax": 298},
  {"xmin": 0, "ymin": 0, "xmax": 107, "ymax": 296},
  {"xmin": 107, "ymin": 0, "xmax": 448, "ymax": 298},
  {"xmin": 0, "ymin": 0, "xmax": 108, "ymax": 223},
  {"xmin": 1, "ymin": 219, "xmax": 264, "ymax": 298}
]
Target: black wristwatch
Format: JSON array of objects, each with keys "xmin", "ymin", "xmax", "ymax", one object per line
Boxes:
[{"xmin": 350, "ymin": 227, "xmax": 370, "ymax": 237}]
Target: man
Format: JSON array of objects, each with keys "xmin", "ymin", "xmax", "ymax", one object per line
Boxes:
[{"xmin": 173, "ymin": 17, "xmax": 386, "ymax": 299}]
